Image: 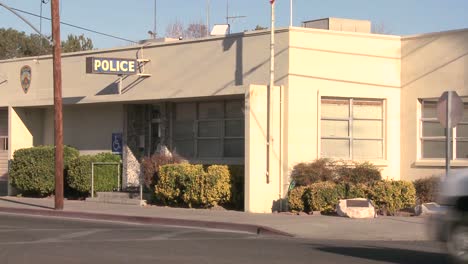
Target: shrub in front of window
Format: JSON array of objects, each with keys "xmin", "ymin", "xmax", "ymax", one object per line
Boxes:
[
  {"xmin": 291, "ymin": 159, "xmax": 337, "ymax": 186},
  {"xmin": 155, "ymin": 163, "xmax": 231, "ymax": 208},
  {"xmin": 10, "ymin": 145, "xmax": 79, "ymax": 196},
  {"xmin": 287, "ymin": 186, "xmax": 307, "ymax": 213},
  {"xmin": 228, "ymin": 165, "xmax": 244, "ymax": 210},
  {"xmin": 413, "ymin": 176, "xmax": 440, "ymax": 204},
  {"xmin": 345, "ymin": 183, "xmax": 370, "ymax": 199},
  {"xmin": 67, "ymin": 152, "xmax": 121, "ymax": 196},
  {"xmin": 141, "ymin": 152, "xmax": 184, "ymax": 190},
  {"xmin": 304, "ymin": 181, "xmax": 346, "ymax": 213},
  {"xmin": 336, "ymin": 161, "xmax": 382, "ymax": 185}
]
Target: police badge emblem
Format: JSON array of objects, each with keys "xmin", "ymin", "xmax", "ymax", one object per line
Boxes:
[{"xmin": 20, "ymin": 65, "xmax": 32, "ymax": 94}]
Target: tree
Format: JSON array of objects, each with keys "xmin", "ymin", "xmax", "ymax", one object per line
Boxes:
[
  {"xmin": 253, "ymin": 25, "xmax": 268, "ymax": 31},
  {"xmin": 0, "ymin": 28, "xmax": 94, "ymax": 60},
  {"xmin": 185, "ymin": 22, "xmax": 207, "ymax": 39},
  {"xmin": 165, "ymin": 20, "xmax": 208, "ymax": 40},
  {"xmin": 165, "ymin": 20, "xmax": 185, "ymax": 39},
  {"xmin": 61, "ymin": 34, "xmax": 93, "ymax": 53}
]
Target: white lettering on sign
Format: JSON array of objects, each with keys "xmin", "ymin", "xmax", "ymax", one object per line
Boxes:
[{"xmin": 88, "ymin": 57, "xmax": 138, "ymax": 75}]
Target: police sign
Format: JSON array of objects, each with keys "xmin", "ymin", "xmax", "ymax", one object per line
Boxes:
[{"xmin": 86, "ymin": 57, "xmax": 137, "ymax": 75}]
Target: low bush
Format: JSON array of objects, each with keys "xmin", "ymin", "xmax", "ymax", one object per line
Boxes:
[
  {"xmin": 10, "ymin": 145, "xmax": 79, "ymax": 196},
  {"xmin": 369, "ymin": 180, "xmax": 416, "ymax": 215},
  {"xmin": 336, "ymin": 161, "xmax": 382, "ymax": 185},
  {"xmin": 141, "ymin": 152, "xmax": 184, "ymax": 189},
  {"xmin": 305, "ymin": 181, "xmax": 345, "ymax": 213},
  {"xmin": 67, "ymin": 152, "xmax": 121, "ymax": 196},
  {"xmin": 288, "ymin": 186, "xmax": 307, "ymax": 213},
  {"xmin": 288, "ymin": 180, "xmax": 416, "ymax": 215},
  {"xmin": 155, "ymin": 164, "xmax": 231, "ymax": 208},
  {"xmin": 291, "ymin": 159, "xmax": 336, "ymax": 186},
  {"xmin": 413, "ymin": 176, "xmax": 440, "ymax": 204},
  {"xmin": 228, "ymin": 165, "xmax": 244, "ymax": 210}
]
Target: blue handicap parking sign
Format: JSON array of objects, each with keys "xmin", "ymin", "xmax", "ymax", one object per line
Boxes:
[{"xmin": 112, "ymin": 133, "xmax": 122, "ymax": 154}]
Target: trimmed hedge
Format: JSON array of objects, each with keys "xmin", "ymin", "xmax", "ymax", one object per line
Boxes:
[
  {"xmin": 228, "ymin": 165, "xmax": 245, "ymax": 210},
  {"xmin": 288, "ymin": 180, "xmax": 416, "ymax": 215},
  {"xmin": 10, "ymin": 145, "xmax": 79, "ymax": 196},
  {"xmin": 155, "ymin": 163, "xmax": 231, "ymax": 208},
  {"xmin": 67, "ymin": 152, "xmax": 121, "ymax": 196},
  {"xmin": 141, "ymin": 152, "xmax": 184, "ymax": 189},
  {"xmin": 413, "ymin": 176, "xmax": 440, "ymax": 204}
]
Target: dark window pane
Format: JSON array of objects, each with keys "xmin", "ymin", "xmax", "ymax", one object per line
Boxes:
[
  {"xmin": 224, "ymin": 139, "xmax": 244, "ymax": 157},
  {"xmin": 199, "ymin": 102, "xmax": 223, "ymax": 119},
  {"xmin": 173, "ymin": 121, "xmax": 193, "ymax": 139},
  {"xmin": 173, "ymin": 140, "xmax": 194, "ymax": 158},
  {"xmin": 422, "ymin": 100, "xmax": 437, "ymax": 119},
  {"xmin": 198, "ymin": 139, "xmax": 222, "ymax": 158},
  {"xmin": 422, "ymin": 122, "xmax": 445, "ymax": 137},
  {"xmin": 457, "ymin": 141, "xmax": 468, "ymax": 159},
  {"xmin": 225, "ymin": 100, "xmax": 244, "ymax": 118},
  {"xmin": 175, "ymin": 103, "xmax": 196, "ymax": 121},
  {"xmin": 225, "ymin": 120, "xmax": 244, "ymax": 137},
  {"xmin": 422, "ymin": 140, "xmax": 451, "ymax": 158},
  {"xmin": 198, "ymin": 121, "xmax": 221, "ymax": 137},
  {"xmin": 457, "ymin": 124, "xmax": 468, "ymax": 138}
]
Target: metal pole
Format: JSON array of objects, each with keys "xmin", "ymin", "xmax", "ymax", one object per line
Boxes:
[
  {"xmin": 91, "ymin": 163, "xmax": 94, "ymax": 198},
  {"xmin": 117, "ymin": 162, "xmax": 120, "ymax": 191},
  {"xmin": 51, "ymin": 0, "xmax": 64, "ymax": 210},
  {"xmin": 446, "ymin": 92, "xmax": 452, "ymax": 175},
  {"xmin": 153, "ymin": 0, "xmax": 157, "ymax": 38},
  {"xmin": 206, "ymin": 0, "xmax": 210, "ymax": 37},
  {"xmin": 290, "ymin": 0, "xmax": 293, "ymax": 27},
  {"xmin": 267, "ymin": 1, "xmax": 275, "ymax": 184}
]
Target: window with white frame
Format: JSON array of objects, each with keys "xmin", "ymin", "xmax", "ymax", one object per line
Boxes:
[
  {"xmin": 321, "ymin": 98, "xmax": 384, "ymax": 160},
  {"xmin": 420, "ymin": 98, "xmax": 468, "ymax": 159}
]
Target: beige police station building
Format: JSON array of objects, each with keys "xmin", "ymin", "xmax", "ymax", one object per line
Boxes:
[{"xmin": 0, "ymin": 18, "xmax": 467, "ymax": 213}]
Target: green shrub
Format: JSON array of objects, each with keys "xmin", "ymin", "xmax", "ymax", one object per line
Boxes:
[
  {"xmin": 291, "ymin": 159, "xmax": 336, "ymax": 186},
  {"xmin": 413, "ymin": 176, "xmax": 440, "ymax": 204},
  {"xmin": 155, "ymin": 164, "xmax": 231, "ymax": 208},
  {"xmin": 336, "ymin": 161, "xmax": 382, "ymax": 185},
  {"xmin": 204, "ymin": 165, "xmax": 231, "ymax": 206},
  {"xmin": 228, "ymin": 165, "xmax": 244, "ymax": 210},
  {"xmin": 10, "ymin": 145, "xmax": 79, "ymax": 196},
  {"xmin": 288, "ymin": 186, "xmax": 307, "ymax": 212},
  {"xmin": 345, "ymin": 183, "xmax": 370, "ymax": 199},
  {"xmin": 369, "ymin": 180, "xmax": 416, "ymax": 215},
  {"xmin": 67, "ymin": 152, "xmax": 121, "ymax": 196},
  {"xmin": 305, "ymin": 181, "xmax": 345, "ymax": 213}
]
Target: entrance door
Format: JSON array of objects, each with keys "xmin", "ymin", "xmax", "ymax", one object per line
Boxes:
[{"xmin": 0, "ymin": 110, "xmax": 8, "ymax": 195}]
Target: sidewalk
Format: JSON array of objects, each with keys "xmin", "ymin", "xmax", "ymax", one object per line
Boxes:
[{"xmin": 0, "ymin": 197, "xmax": 432, "ymax": 241}]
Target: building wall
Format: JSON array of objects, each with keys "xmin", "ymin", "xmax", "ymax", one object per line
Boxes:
[
  {"xmin": 400, "ymin": 29, "xmax": 468, "ymax": 181},
  {"xmin": 287, "ymin": 28, "xmax": 402, "ymax": 181},
  {"xmin": 0, "ymin": 30, "xmax": 289, "ymax": 108},
  {"xmin": 42, "ymin": 104, "xmax": 124, "ymax": 155},
  {"xmin": 9, "ymin": 107, "xmax": 45, "ymax": 159}
]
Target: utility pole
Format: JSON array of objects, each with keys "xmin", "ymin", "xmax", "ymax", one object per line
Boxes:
[{"xmin": 51, "ymin": 0, "xmax": 64, "ymax": 210}]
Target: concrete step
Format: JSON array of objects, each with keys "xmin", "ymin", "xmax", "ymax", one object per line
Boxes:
[{"xmin": 86, "ymin": 192, "xmax": 146, "ymax": 206}]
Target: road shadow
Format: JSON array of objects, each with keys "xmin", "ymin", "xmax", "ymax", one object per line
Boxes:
[
  {"xmin": 314, "ymin": 245, "xmax": 449, "ymax": 264},
  {"xmin": 0, "ymin": 197, "xmax": 53, "ymax": 210}
]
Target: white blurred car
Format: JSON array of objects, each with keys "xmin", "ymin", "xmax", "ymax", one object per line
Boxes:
[{"xmin": 433, "ymin": 169, "xmax": 468, "ymax": 263}]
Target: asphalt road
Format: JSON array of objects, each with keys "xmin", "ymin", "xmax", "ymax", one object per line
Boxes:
[{"xmin": 0, "ymin": 213, "xmax": 450, "ymax": 264}]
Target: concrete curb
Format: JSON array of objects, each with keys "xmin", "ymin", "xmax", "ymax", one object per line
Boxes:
[{"xmin": 0, "ymin": 206, "xmax": 294, "ymax": 237}]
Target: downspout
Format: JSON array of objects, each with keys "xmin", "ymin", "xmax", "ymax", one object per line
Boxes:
[{"xmin": 267, "ymin": 0, "xmax": 275, "ymax": 184}]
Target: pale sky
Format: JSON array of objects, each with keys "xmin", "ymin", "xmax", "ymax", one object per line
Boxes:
[{"xmin": 1, "ymin": 0, "xmax": 467, "ymax": 48}]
